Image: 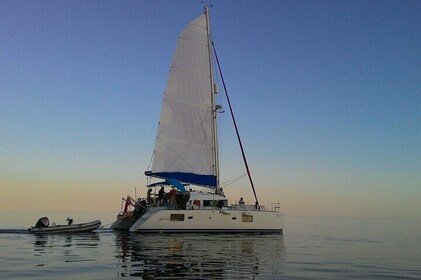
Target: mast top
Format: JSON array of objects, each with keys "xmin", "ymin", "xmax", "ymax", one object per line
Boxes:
[{"xmin": 202, "ymin": 2, "xmax": 213, "ymax": 9}]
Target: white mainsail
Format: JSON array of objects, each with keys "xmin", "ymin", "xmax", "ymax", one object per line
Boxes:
[{"xmin": 147, "ymin": 14, "xmax": 216, "ymax": 187}]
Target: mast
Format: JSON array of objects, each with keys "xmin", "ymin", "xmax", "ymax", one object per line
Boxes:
[{"xmin": 205, "ymin": 6, "xmax": 219, "ymax": 189}]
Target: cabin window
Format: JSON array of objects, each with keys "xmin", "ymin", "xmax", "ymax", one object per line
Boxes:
[
  {"xmin": 188, "ymin": 216, "xmax": 193, "ymax": 220},
  {"xmin": 170, "ymin": 214, "xmax": 185, "ymax": 221},
  {"xmin": 232, "ymin": 217, "xmax": 237, "ymax": 220},
  {"xmin": 203, "ymin": 200, "xmax": 211, "ymax": 207},
  {"xmin": 242, "ymin": 215, "xmax": 253, "ymax": 222},
  {"xmin": 220, "ymin": 200, "xmax": 228, "ymax": 207},
  {"xmin": 203, "ymin": 200, "xmax": 227, "ymax": 207}
]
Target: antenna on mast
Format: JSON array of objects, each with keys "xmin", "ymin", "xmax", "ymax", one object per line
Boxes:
[
  {"xmin": 201, "ymin": 1, "xmax": 212, "ymax": 5},
  {"xmin": 201, "ymin": 1, "xmax": 213, "ymax": 9}
]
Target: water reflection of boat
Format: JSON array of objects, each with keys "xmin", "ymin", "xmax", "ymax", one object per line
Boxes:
[
  {"xmin": 33, "ymin": 232, "xmax": 101, "ymax": 248},
  {"xmin": 32, "ymin": 231, "xmax": 101, "ymax": 267},
  {"xmin": 114, "ymin": 233, "xmax": 285, "ymax": 278}
]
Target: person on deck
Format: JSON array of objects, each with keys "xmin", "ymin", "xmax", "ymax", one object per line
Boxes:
[
  {"xmin": 238, "ymin": 197, "xmax": 245, "ymax": 205},
  {"xmin": 158, "ymin": 186, "xmax": 166, "ymax": 206},
  {"xmin": 193, "ymin": 199, "xmax": 200, "ymax": 209},
  {"xmin": 169, "ymin": 187, "xmax": 177, "ymax": 210},
  {"xmin": 255, "ymin": 201, "xmax": 259, "ymax": 209},
  {"xmin": 147, "ymin": 189, "xmax": 153, "ymax": 206}
]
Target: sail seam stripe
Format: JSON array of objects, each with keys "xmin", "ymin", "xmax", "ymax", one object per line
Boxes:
[
  {"xmin": 157, "ymin": 136, "xmax": 212, "ymax": 149},
  {"xmin": 163, "ymin": 97, "xmax": 210, "ymax": 110},
  {"xmin": 170, "ymin": 66, "xmax": 209, "ymax": 77},
  {"xmin": 188, "ymin": 22, "xmax": 207, "ymax": 31},
  {"xmin": 178, "ymin": 36, "xmax": 207, "ymax": 45}
]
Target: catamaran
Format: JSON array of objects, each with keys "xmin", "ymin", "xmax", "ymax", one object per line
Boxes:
[{"xmin": 111, "ymin": 6, "xmax": 284, "ymax": 233}]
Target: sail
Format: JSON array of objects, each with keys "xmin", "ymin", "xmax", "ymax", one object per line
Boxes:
[{"xmin": 147, "ymin": 13, "xmax": 216, "ymax": 187}]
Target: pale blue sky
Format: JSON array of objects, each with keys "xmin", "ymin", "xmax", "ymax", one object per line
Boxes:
[{"xmin": 1, "ymin": 0, "xmax": 420, "ymax": 218}]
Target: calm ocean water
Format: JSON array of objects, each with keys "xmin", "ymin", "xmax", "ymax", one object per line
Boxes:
[{"xmin": 0, "ymin": 211, "xmax": 420, "ymax": 279}]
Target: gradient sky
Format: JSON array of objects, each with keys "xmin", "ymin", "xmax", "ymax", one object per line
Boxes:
[{"xmin": 1, "ymin": 0, "xmax": 420, "ymax": 219}]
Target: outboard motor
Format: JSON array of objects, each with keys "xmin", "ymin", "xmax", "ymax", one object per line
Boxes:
[{"xmin": 34, "ymin": 217, "xmax": 50, "ymax": 228}]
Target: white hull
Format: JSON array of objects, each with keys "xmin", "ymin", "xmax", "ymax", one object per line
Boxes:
[
  {"xmin": 110, "ymin": 212, "xmax": 138, "ymax": 230},
  {"xmin": 129, "ymin": 208, "xmax": 283, "ymax": 233}
]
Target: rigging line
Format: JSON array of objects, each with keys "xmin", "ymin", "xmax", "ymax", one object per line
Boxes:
[
  {"xmin": 146, "ymin": 140, "xmax": 155, "ymax": 172},
  {"xmin": 212, "ymin": 41, "xmax": 260, "ymax": 207},
  {"xmin": 220, "ymin": 173, "xmax": 247, "ymax": 187},
  {"xmin": 218, "ymin": 107, "xmax": 225, "ymax": 171}
]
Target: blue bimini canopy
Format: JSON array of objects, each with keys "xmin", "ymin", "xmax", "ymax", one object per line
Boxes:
[
  {"xmin": 146, "ymin": 178, "xmax": 187, "ymax": 192},
  {"xmin": 165, "ymin": 178, "xmax": 186, "ymax": 191},
  {"xmin": 145, "ymin": 171, "xmax": 216, "ymax": 188}
]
